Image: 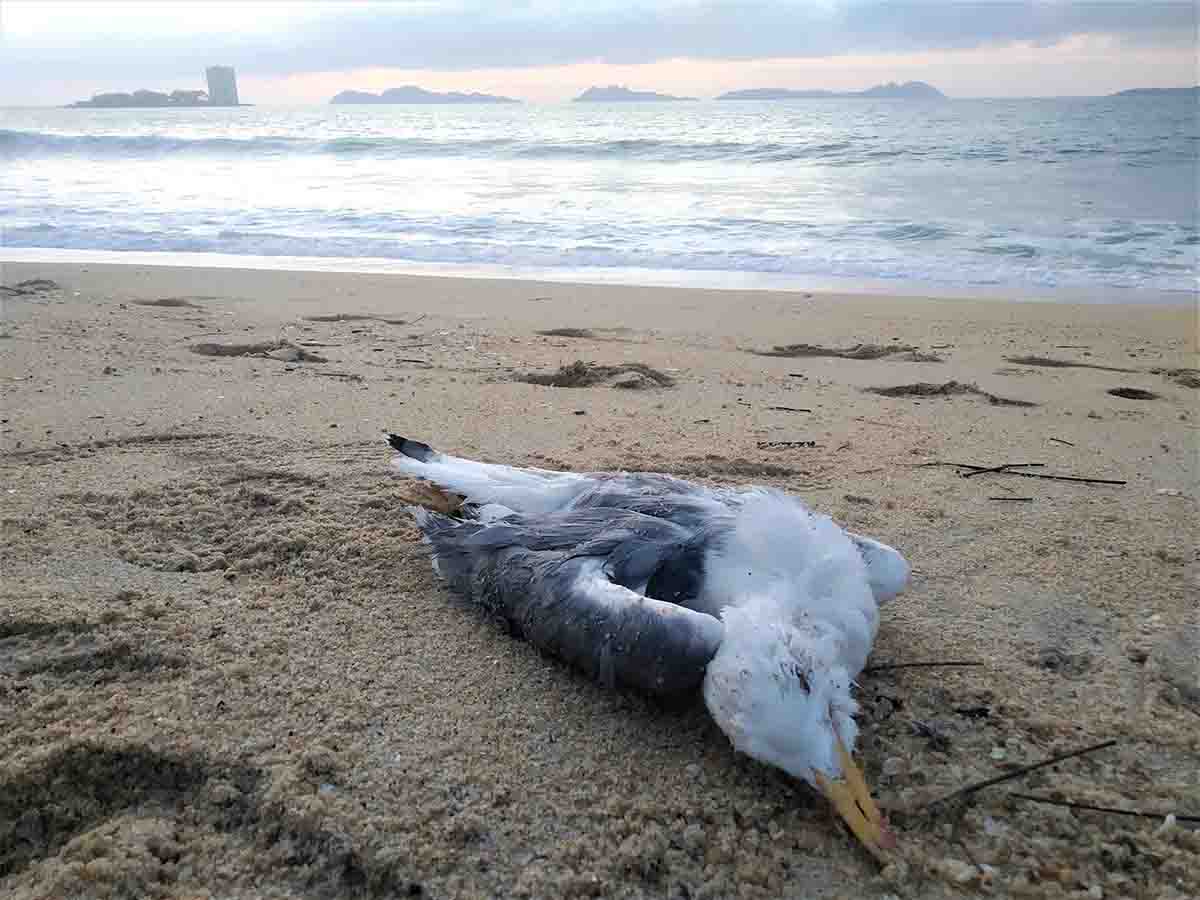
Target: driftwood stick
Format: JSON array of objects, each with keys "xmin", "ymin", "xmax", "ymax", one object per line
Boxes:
[
  {"xmin": 757, "ymin": 440, "xmax": 818, "ymax": 449},
  {"xmin": 863, "ymin": 661, "xmax": 983, "ymax": 674},
  {"xmin": 1008, "ymin": 793, "xmax": 1200, "ymax": 825},
  {"xmin": 926, "ymin": 739, "xmax": 1118, "ymax": 808},
  {"xmin": 854, "ymin": 416, "xmax": 902, "ymax": 430},
  {"xmin": 767, "ymin": 406, "xmax": 813, "ymax": 413},
  {"xmin": 1049, "ymin": 437, "xmax": 1076, "ymax": 447},
  {"xmin": 961, "ymin": 463, "xmax": 1045, "ymax": 479},
  {"xmin": 914, "ymin": 461, "xmax": 1125, "ymax": 486},
  {"xmin": 311, "ymin": 371, "xmax": 363, "ymax": 381},
  {"xmin": 1009, "ymin": 471, "xmax": 1126, "ymax": 486}
]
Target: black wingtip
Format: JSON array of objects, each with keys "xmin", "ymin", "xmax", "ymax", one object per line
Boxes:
[{"xmin": 387, "ymin": 434, "xmax": 437, "ymax": 462}]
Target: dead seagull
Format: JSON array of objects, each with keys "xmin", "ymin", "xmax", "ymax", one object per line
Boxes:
[{"xmin": 388, "ymin": 434, "xmax": 908, "ymax": 859}]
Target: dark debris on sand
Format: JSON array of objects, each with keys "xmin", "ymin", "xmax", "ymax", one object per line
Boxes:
[
  {"xmin": 866, "ymin": 381, "xmax": 1038, "ymax": 407},
  {"xmin": 135, "ymin": 297, "xmax": 204, "ymax": 309},
  {"xmin": 1107, "ymin": 387, "xmax": 1160, "ymax": 400},
  {"xmin": 302, "ymin": 313, "xmax": 413, "ymax": 325},
  {"xmin": 752, "ymin": 342, "xmax": 943, "ymax": 362},
  {"xmin": 1004, "ymin": 355, "xmax": 1137, "ymax": 374},
  {"xmin": 536, "ymin": 328, "xmax": 596, "ymax": 339},
  {"xmin": 1151, "ymin": 368, "xmax": 1200, "ymax": 389},
  {"xmin": 190, "ymin": 341, "xmax": 328, "ymax": 363},
  {"xmin": 516, "ymin": 360, "xmax": 675, "ymax": 389},
  {"xmin": 1, "ymin": 279, "xmax": 60, "ymax": 296}
]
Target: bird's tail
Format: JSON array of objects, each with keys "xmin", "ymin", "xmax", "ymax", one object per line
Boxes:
[
  {"xmin": 386, "ymin": 432, "xmax": 587, "ymax": 514},
  {"xmin": 388, "ymin": 434, "xmax": 438, "ymax": 462}
]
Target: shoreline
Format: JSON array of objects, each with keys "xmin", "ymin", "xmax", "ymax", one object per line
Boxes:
[
  {"xmin": 3, "ymin": 249, "xmax": 1194, "ymax": 308},
  {"xmin": 1, "ymin": 260, "xmax": 1196, "ymax": 899}
]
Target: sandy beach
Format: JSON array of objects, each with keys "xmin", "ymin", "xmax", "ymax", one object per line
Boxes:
[{"xmin": 1, "ymin": 260, "xmax": 1196, "ymax": 899}]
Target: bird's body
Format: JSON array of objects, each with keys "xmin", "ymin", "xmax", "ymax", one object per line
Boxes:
[{"xmin": 389, "ymin": 434, "xmax": 907, "ymax": 856}]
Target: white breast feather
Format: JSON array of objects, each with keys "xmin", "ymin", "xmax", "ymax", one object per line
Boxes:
[{"xmin": 700, "ymin": 489, "xmax": 881, "ymax": 675}]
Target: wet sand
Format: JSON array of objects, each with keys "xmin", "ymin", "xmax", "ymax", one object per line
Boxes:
[{"xmin": 1, "ymin": 261, "xmax": 1197, "ymax": 899}]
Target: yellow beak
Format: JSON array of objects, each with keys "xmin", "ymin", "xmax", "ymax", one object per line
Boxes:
[{"xmin": 812, "ymin": 735, "xmax": 898, "ymax": 861}]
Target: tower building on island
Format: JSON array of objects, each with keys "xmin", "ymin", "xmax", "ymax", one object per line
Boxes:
[{"xmin": 205, "ymin": 66, "xmax": 239, "ymax": 106}]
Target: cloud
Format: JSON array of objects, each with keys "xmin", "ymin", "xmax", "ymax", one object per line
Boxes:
[{"xmin": 3, "ymin": 0, "xmax": 1195, "ymax": 88}]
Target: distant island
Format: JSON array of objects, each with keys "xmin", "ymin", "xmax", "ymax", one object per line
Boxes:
[
  {"xmin": 69, "ymin": 66, "xmax": 244, "ymax": 108},
  {"xmin": 1110, "ymin": 86, "xmax": 1198, "ymax": 98},
  {"xmin": 70, "ymin": 90, "xmax": 213, "ymax": 108},
  {"xmin": 573, "ymin": 86, "xmax": 696, "ymax": 102},
  {"xmin": 330, "ymin": 86, "xmax": 519, "ymax": 104},
  {"xmin": 718, "ymin": 81, "xmax": 946, "ymax": 100}
]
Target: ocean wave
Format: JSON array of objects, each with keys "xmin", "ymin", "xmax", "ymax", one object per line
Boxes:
[
  {"xmin": 5, "ymin": 126, "xmax": 1172, "ymax": 167},
  {"xmin": 876, "ymin": 223, "xmax": 957, "ymax": 242},
  {"xmin": 0, "ymin": 128, "xmax": 303, "ymax": 157},
  {"xmin": 0, "ymin": 127, "xmax": 860, "ymax": 163},
  {"xmin": 4, "ymin": 221, "xmax": 1194, "ymax": 294},
  {"xmin": 971, "ymin": 243, "xmax": 1039, "ymax": 259}
]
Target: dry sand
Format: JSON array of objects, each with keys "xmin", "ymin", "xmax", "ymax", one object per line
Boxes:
[{"xmin": 0, "ymin": 261, "xmax": 1197, "ymax": 899}]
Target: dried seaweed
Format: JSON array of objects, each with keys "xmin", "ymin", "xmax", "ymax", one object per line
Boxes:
[
  {"xmin": 536, "ymin": 328, "xmax": 595, "ymax": 339},
  {"xmin": 1107, "ymin": 387, "xmax": 1160, "ymax": 400},
  {"xmin": 1004, "ymin": 355, "xmax": 1136, "ymax": 373},
  {"xmin": 753, "ymin": 342, "xmax": 931, "ymax": 361},
  {"xmin": 866, "ymin": 381, "xmax": 1037, "ymax": 407},
  {"xmin": 516, "ymin": 360, "xmax": 675, "ymax": 388}
]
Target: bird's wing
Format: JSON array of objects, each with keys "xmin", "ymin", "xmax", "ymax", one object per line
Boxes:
[
  {"xmin": 413, "ymin": 507, "xmax": 724, "ymax": 696},
  {"xmin": 563, "ymin": 472, "xmax": 733, "ymax": 529}
]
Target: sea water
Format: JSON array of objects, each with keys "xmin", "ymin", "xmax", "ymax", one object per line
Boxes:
[{"xmin": 1, "ymin": 96, "xmax": 1196, "ymax": 298}]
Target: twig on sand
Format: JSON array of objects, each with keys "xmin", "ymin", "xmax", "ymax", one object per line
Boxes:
[
  {"xmin": 863, "ymin": 661, "xmax": 983, "ymax": 674},
  {"xmin": 853, "ymin": 416, "xmax": 902, "ymax": 430},
  {"xmin": 989, "ymin": 497, "xmax": 1033, "ymax": 502},
  {"xmin": 757, "ymin": 440, "xmax": 818, "ymax": 449},
  {"xmin": 1008, "ymin": 793, "xmax": 1200, "ymax": 825},
  {"xmin": 961, "ymin": 463, "xmax": 1045, "ymax": 479},
  {"xmin": 767, "ymin": 406, "xmax": 813, "ymax": 413},
  {"xmin": 914, "ymin": 461, "xmax": 1126, "ymax": 486},
  {"xmin": 1016, "ymin": 471, "xmax": 1124, "ymax": 486},
  {"xmin": 1048, "ymin": 437, "xmax": 1076, "ymax": 447},
  {"xmin": 311, "ymin": 371, "xmax": 364, "ymax": 382},
  {"xmin": 925, "ymin": 739, "xmax": 1118, "ymax": 809}
]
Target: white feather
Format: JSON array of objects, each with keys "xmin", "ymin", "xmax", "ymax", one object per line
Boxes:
[
  {"xmin": 391, "ymin": 451, "xmax": 588, "ymax": 514},
  {"xmin": 699, "ymin": 490, "xmax": 879, "ymax": 673}
]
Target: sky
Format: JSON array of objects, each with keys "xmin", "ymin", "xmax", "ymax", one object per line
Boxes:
[{"xmin": 1, "ymin": 1, "xmax": 1195, "ymax": 106}]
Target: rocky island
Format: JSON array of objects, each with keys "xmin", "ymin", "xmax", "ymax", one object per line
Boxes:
[
  {"xmin": 573, "ymin": 86, "xmax": 696, "ymax": 102},
  {"xmin": 718, "ymin": 81, "xmax": 946, "ymax": 100},
  {"xmin": 330, "ymin": 86, "xmax": 520, "ymax": 104},
  {"xmin": 69, "ymin": 89, "xmax": 213, "ymax": 108},
  {"xmin": 70, "ymin": 67, "xmax": 243, "ymax": 108}
]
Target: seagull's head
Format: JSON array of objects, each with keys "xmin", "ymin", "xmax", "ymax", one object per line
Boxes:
[{"xmin": 702, "ymin": 605, "xmax": 896, "ymax": 860}]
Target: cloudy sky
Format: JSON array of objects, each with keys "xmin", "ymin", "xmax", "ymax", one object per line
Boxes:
[{"xmin": 1, "ymin": 1, "xmax": 1195, "ymax": 106}]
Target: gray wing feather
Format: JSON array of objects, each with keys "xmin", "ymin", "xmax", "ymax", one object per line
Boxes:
[{"xmin": 415, "ymin": 509, "xmax": 724, "ymax": 696}]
